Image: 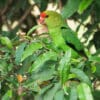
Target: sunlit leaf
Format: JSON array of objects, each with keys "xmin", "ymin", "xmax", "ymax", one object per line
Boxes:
[
  {"xmin": 2, "ymin": 90, "xmax": 12, "ymax": 100},
  {"xmin": 0, "ymin": 36, "xmax": 13, "ymax": 49},
  {"xmin": 77, "ymin": 83, "xmax": 93, "ymax": 100},
  {"xmin": 78, "ymin": 0, "xmax": 93, "ymax": 14}
]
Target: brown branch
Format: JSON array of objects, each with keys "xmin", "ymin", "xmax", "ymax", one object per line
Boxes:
[
  {"xmin": 17, "ymin": 4, "xmax": 36, "ymax": 27},
  {"xmin": 59, "ymin": 0, "xmax": 63, "ymax": 10}
]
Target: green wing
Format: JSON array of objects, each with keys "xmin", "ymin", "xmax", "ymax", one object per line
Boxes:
[
  {"xmin": 49, "ymin": 27, "xmax": 79, "ymax": 58},
  {"xmin": 61, "ymin": 25, "xmax": 83, "ymax": 51}
]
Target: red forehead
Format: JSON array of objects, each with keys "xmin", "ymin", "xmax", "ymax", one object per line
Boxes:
[{"xmin": 40, "ymin": 12, "xmax": 47, "ymax": 17}]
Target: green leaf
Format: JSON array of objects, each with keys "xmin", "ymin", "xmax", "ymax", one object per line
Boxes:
[
  {"xmin": 89, "ymin": 55, "xmax": 100, "ymax": 62},
  {"xmin": 93, "ymin": 90, "xmax": 100, "ymax": 100},
  {"xmin": 77, "ymin": 83, "xmax": 93, "ymax": 100},
  {"xmin": 34, "ymin": 84, "xmax": 53, "ymax": 100},
  {"xmin": 0, "ymin": 36, "xmax": 13, "ymax": 49},
  {"xmin": 91, "ymin": 64, "xmax": 96, "ymax": 73},
  {"xmin": 27, "ymin": 25, "xmax": 40, "ymax": 36},
  {"xmin": 61, "ymin": 0, "xmax": 81, "ymax": 18},
  {"xmin": 28, "ymin": 51, "xmax": 57, "ymax": 72},
  {"xmin": 15, "ymin": 42, "xmax": 27, "ymax": 64},
  {"xmin": 54, "ymin": 90, "xmax": 64, "ymax": 100},
  {"xmin": 43, "ymin": 82, "xmax": 61, "ymax": 100},
  {"xmin": 32, "ymin": 64, "xmax": 55, "ymax": 82},
  {"xmin": 7, "ymin": 63, "xmax": 13, "ymax": 72},
  {"xmin": 39, "ymin": 84, "xmax": 53, "ymax": 95},
  {"xmin": 69, "ymin": 86, "xmax": 78, "ymax": 100},
  {"xmin": 70, "ymin": 68, "xmax": 91, "ymax": 86},
  {"xmin": 94, "ymin": 63, "xmax": 100, "ymax": 79},
  {"xmin": 0, "ymin": 61, "xmax": 8, "ymax": 76},
  {"xmin": 78, "ymin": 0, "xmax": 93, "ymax": 14},
  {"xmin": 58, "ymin": 49, "xmax": 71, "ymax": 84},
  {"xmin": 21, "ymin": 42, "xmax": 43, "ymax": 61},
  {"xmin": 2, "ymin": 90, "xmax": 12, "ymax": 100}
]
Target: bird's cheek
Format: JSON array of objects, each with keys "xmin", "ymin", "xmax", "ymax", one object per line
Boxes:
[{"xmin": 39, "ymin": 17, "xmax": 45, "ymax": 24}]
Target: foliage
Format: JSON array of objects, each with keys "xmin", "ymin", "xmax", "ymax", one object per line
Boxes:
[{"xmin": 0, "ymin": 0, "xmax": 100, "ymax": 100}]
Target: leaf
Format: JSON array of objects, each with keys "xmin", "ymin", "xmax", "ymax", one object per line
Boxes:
[
  {"xmin": 77, "ymin": 83, "xmax": 93, "ymax": 100},
  {"xmin": 2, "ymin": 90, "xmax": 12, "ymax": 100},
  {"xmin": 0, "ymin": 61, "xmax": 8, "ymax": 76},
  {"xmin": 7, "ymin": 63, "xmax": 13, "ymax": 72},
  {"xmin": 27, "ymin": 25, "xmax": 40, "ymax": 36},
  {"xmin": 69, "ymin": 86, "xmax": 78, "ymax": 100},
  {"xmin": 91, "ymin": 64, "xmax": 96, "ymax": 73},
  {"xmin": 21, "ymin": 42, "xmax": 43, "ymax": 61},
  {"xmin": 15, "ymin": 42, "xmax": 27, "ymax": 64},
  {"xmin": 32, "ymin": 64, "xmax": 55, "ymax": 82},
  {"xmin": 94, "ymin": 63, "xmax": 100, "ymax": 79},
  {"xmin": 89, "ymin": 55, "xmax": 100, "ymax": 62},
  {"xmin": 0, "ymin": 36, "xmax": 13, "ymax": 49},
  {"xmin": 39, "ymin": 84, "xmax": 53, "ymax": 95},
  {"xmin": 61, "ymin": 0, "xmax": 81, "ymax": 18},
  {"xmin": 70, "ymin": 68, "xmax": 91, "ymax": 86},
  {"xmin": 93, "ymin": 90, "xmax": 100, "ymax": 100},
  {"xmin": 54, "ymin": 90, "xmax": 64, "ymax": 100},
  {"xmin": 34, "ymin": 84, "xmax": 53, "ymax": 100},
  {"xmin": 78, "ymin": 0, "xmax": 93, "ymax": 14},
  {"xmin": 58, "ymin": 49, "xmax": 71, "ymax": 84},
  {"xmin": 43, "ymin": 82, "xmax": 61, "ymax": 100},
  {"xmin": 28, "ymin": 51, "xmax": 57, "ymax": 72}
]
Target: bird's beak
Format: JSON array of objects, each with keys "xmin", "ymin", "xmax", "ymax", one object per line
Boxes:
[
  {"xmin": 39, "ymin": 12, "xmax": 47, "ymax": 24},
  {"xmin": 39, "ymin": 16, "xmax": 45, "ymax": 24}
]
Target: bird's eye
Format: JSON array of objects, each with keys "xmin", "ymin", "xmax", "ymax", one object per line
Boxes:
[
  {"xmin": 61, "ymin": 26, "xmax": 66, "ymax": 29},
  {"xmin": 46, "ymin": 15, "xmax": 49, "ymax": 18}
]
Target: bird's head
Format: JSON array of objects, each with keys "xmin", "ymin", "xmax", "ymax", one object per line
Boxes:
[{"xmin": 39, "ymin": 11, "xmax": 64, "ymax": 28}]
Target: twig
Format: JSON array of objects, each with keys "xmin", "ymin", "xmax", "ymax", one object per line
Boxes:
[{"xmin": 17, "ymin": 4, "xmax": 36, "ymax": 27}]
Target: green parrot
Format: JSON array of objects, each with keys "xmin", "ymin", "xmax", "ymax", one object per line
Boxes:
[{"xmin": 39, "ymin": 10, "xmax": 83, "ymax": 57}]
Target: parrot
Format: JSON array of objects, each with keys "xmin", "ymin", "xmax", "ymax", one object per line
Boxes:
[{"xmin": 39, "ymin": 10, "xmax": 84, "ymax": 57}]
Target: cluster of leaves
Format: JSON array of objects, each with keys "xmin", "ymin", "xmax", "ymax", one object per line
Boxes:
[{"xmin": 0, "ymin": 0, "xmax": 100, "ymax": 100}]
